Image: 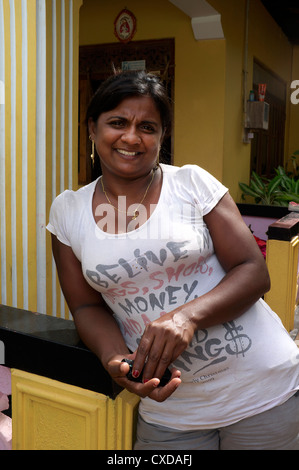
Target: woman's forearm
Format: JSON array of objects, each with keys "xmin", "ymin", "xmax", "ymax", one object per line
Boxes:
[
  {"xmin": 72, "ymin": 306, "xmax": 130, "ymax": 368},
  {"xmin": 180, "ymin": 258, "xmax": 270, "ymax": 332},
  {"xmin": 132, "ymin": 257, "xmax": 270, "ymax": 382}
]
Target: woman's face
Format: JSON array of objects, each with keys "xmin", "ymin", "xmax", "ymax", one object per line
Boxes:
[{"xmin": 89, "ymin": 95, "xmax": 164, "ymax": 179}]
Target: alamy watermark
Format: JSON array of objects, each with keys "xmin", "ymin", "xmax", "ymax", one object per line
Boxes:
[
  {"xmin": 291, "ymin": 80, "xmax": 299, "ymax": 105},
  {"xmin": 93, "ymin": 199, "xmax": 209, "ymax": 244},
  {"xmin": 0, "ymin": 340, "xmax": 4, "ymax": 364},
  {"xmin": 0, "ymin": 80, "xmax": 4, "ymax": 105}
]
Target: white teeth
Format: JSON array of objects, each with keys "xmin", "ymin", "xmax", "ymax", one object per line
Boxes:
[{"xmin": 117, "ymin": 149, "xmax": 138, "ymax": 156}]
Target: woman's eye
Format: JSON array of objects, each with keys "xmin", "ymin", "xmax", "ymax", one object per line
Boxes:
[
  {"xmin": 110, "ymin": 120, "xmax": 125, "ymax": 127},
  {"xmin": 141, "ymin": 124, "xmax": 155, "ymax": 133}
]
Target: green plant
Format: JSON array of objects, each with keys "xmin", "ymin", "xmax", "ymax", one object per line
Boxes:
[
  {"xmin": 239, "ymin": 166, "xmax": 299, "ymax": 206},
  {"xmin": 285, "ymin": 150, "xmax": 299, "ymax": 178}
]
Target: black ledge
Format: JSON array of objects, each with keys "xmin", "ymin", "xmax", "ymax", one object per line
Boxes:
[
  {"xmin": 267, "ymin": 212, "xmax": 299, "ymax": 241},
  {"xmin": 237, "ymin": 203, "xmax": 289, "ymax": 219},
  {"xmin": 0, "ymin": 304, "xmax": 121, "ymax": 399},
  {"xmin": 237, "ymin": 204, "xmax": 299, "ymax": 241}
]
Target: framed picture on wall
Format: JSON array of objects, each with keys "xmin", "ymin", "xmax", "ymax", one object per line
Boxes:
[{"xmin": 114, "ymin": 9, "xmax": 137, "ymax": 43}]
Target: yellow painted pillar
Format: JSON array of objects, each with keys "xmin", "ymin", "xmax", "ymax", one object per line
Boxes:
[
  {"xmin": 11, "ymin": 369, "xmax": 140, "ymax": 450},
  {"xmin": 0, "ymin": 0, "xmax": 82, "ymax": 318},
  {"xmin": 265, "ymin": 236, "xmax": 299, "ymax": 332},
  {"xmin": 45, "ymin": 0, "xmax": 83, "ymax": 319},
  {"xmin": 265, "ymin": 221, "xmax": 299, "ymax": 332},
  {"xmin": 0, "ymin": 0, "xmax": 37, "ymax": 311}
]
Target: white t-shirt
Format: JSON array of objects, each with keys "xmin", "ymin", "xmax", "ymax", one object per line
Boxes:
[{"xmin": 47, "ymin": 164, "xmax": 299, "ymax": 430}]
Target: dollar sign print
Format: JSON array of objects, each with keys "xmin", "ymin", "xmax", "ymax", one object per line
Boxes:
[{"xmin": 224, "ymin": 321, "xmax": 252, "ymax": 357}]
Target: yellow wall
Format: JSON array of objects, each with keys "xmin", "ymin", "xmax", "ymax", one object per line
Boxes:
[
  {"xmin": 212, "ymin": 0, "xmax": 249, "ymax": 199},
  {"xmin": 210, "ymin": 0, "xmax": 293, "ymax": 198},
  {"xmin": 79, "ymin": 0, "xmax": 295, "ymax": 200}
]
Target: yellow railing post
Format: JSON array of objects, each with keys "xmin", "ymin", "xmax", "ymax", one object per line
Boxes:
[
  {"xmin": 11, "ymin": 369, "xmax": 140, "ymax": 450},
  {"xmin": 0, "ymin": 305, "xmax": 140, "ymax": 450},
  {"xmin": 264, "ymin": 213, "xmax": 299, "ymax": 332}
]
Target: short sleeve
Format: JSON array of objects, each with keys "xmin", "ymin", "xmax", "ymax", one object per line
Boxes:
[
  {"xmin": 46, "ymin": 191, "xmax": 72, "ymax": 246},
  {"xmin": 189, "ymin": 165, "xmax": 228, "ymax": 216}
]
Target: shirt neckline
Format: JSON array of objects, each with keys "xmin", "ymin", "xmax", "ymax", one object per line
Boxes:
[{"xmin": 90, "ymin": 164, "xmax": 167, "ymax": 238}]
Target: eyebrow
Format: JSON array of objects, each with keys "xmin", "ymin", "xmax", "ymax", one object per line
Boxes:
[
  {"xmin": 106, "ymin": 115, "xmax": 159, "ymax": 128},
  {"xmin": 140, "ymin": 120, "xmax": 159, "ymax": 128}
]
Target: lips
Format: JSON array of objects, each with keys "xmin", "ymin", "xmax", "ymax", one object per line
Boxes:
[{"xmin": 116, "ymin": 148, "xmax": 141, "ymax": 157}]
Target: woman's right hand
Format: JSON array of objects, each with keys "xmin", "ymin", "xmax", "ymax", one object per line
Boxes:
[{"xmin": 106, "ymin": 354, "xmax": 182, "ymax": 402}]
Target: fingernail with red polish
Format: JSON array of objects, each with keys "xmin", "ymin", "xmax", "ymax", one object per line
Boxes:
[{"xmin": 132, "ymin": 370, "xmax": 139, "ymax": 378}]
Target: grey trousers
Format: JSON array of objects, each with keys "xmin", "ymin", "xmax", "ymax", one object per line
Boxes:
[{"xmin": 134, "ymin": 392, "xmax": 299, "ymax": 450}]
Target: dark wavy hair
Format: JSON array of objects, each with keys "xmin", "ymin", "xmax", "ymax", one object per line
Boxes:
[{"xmin": 86, "ymin": 70, "xmax": 172, "ymax": 138}]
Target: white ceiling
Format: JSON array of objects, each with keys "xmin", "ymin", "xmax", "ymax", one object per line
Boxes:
[{"xmin": 168, "ymin": 0, "xmax": 224, "ymax": 40}]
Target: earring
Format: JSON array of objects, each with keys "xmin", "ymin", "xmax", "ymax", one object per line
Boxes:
[{"xmin": 89, "ymin": 135, "xmax": 95, "ymax": 168}]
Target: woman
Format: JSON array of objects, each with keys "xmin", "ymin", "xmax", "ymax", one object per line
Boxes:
[{"xmin": 47, "ymin": 70, "xmax": 299, "ymax": 450}]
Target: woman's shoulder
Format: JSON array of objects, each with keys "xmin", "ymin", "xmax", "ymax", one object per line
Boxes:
[
  {"xmin": 47, "ymin": 179, "xmax": 99, "ymax": 245},
  {"xmin": 51, "ymin": 178, "xmax": 98, "ymax": 209},
  {"xmin": 160, "ymin": 163, "xmax": 228, "ymax": 215},
  {"xmin": 160, "ymin": 163, "xmax": 216, "ymax": 182}
]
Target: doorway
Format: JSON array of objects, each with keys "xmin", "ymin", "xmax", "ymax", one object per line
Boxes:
[{"xmin": 250, "ymin": 60, "xmax": 287, "ymax": 178}]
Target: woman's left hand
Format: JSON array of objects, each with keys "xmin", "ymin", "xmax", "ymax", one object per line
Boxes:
[
  {"xmin": 107, "ymin": 354, "xmax": 182, "ymax": 402},
  {"xmin": 132, "ymin": 307, "xmax": 196, "ymax": 383}
]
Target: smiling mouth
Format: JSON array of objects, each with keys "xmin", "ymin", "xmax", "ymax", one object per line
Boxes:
[{"xmin": 116, "ymin": 148, "xmax": 141, "ymax": 157}]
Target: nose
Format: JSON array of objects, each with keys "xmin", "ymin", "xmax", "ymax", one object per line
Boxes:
[{"xmin": 120, "ymin": 126, "xmax": 141, "ymax": 145}]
